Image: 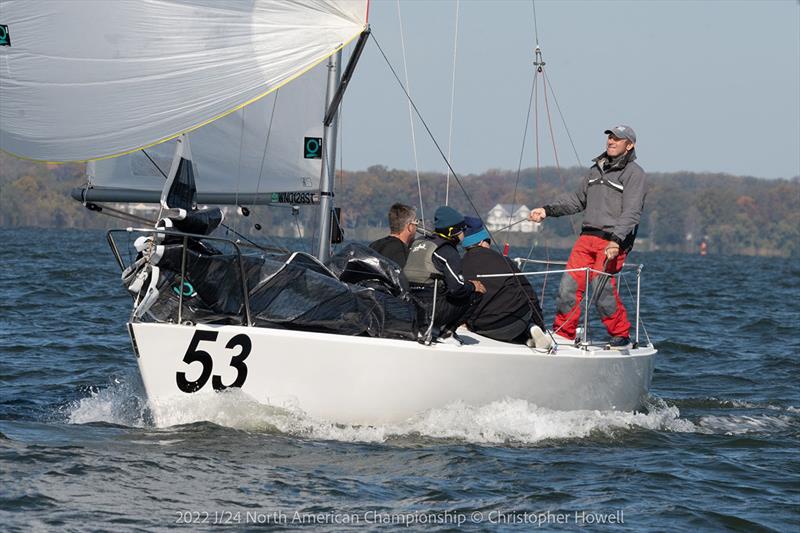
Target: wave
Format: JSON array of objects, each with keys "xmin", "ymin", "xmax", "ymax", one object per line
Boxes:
[
  {"xmin": 697, "ymin": 414, "xmax": 796, "ymax": 435},
  {"xmin": 62, "ymin": 380, "xmax": 798, "ymax": 445},
  {"xmin": 647, "ymin": 340, "xmax": 709, "ymax": 354},
  {"xmin": 140, "ymin": 393, "xmax": 701, "ymax": 444},
  {"xmin": 669, "ymin": 396, "xmax": 797, "ymax": 411},
  {"xmin": 63, "ymin": 376, "xmax": 150, "ymax": 428},
  {"xmin": 62, "ymin": 381, "xmax": 695, "ymax": 444}
]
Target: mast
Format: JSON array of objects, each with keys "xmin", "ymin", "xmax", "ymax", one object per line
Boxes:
[
  {"xmin": 314, "ymin": 27, "xmax": 370, "ymax": 261},
  {"xmin": 316, "ymin": 50, "xmax": 342, "ymax": 261}
]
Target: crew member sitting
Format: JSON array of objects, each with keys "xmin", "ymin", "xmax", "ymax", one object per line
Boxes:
[
  {"xmin": 460, "ymin": 217, "xmax": 552, "ymax": 350},
  {"xmin": 404, "ymin": 206, "xmax": 486, "ymax": 340},
  {"xmin": 368, "ymin": 203, "xmax": 418, "ymax": 268}
]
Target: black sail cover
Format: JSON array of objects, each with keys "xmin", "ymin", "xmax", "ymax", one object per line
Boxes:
[
  {"xmin": 131, "ymin": 239, "xmax": 417, "ymax": 340},
  {"xmin": 164, "ymin": 155, "xmax": 197, "ymax": 212}
]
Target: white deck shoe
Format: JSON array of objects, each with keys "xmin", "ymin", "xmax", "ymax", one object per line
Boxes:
[{"xmin": 528, "ymin": 325, "xmax": 553, "ymax": 350}]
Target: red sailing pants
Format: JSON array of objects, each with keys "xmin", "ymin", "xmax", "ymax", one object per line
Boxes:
[{"xmin": 553, "ymin": 234, "xmax": 630, "ymax": 340}]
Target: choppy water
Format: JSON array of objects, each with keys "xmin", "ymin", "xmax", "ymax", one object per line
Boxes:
[{"xmin": 1, "ymin": 228, "xmax": 798, "ymax": 531}]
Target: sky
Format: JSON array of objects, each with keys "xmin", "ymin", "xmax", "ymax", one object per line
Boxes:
[{"xmin": 339, "ymin": 0, "xmax": 800, "ymax": 180}]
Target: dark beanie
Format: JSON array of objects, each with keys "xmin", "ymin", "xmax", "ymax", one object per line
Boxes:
[{"xmin": 434, "ymin": 206, "xmax": 465, "ymax": 231}]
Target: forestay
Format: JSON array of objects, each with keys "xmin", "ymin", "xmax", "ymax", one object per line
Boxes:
[{"xmin": 0, "ymin": 0, "xmax": 368, "ymax": 162}]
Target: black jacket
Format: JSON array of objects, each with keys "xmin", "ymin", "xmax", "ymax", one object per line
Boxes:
[
  {"xmin": 430, "ymin": 235, "xmax": 474, "ymax": 300},
  {"xmin": 368, "ymin": 235, "xmax": 409, "ymax": 268},
  {"xmin": 461, "ymin": 246, "xmax": 545, "ymax": 330}
]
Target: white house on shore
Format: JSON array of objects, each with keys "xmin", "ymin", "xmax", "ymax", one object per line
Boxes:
[{"xmin": 485, "ymin": 204, "xmax": 541, "ymax": 233}]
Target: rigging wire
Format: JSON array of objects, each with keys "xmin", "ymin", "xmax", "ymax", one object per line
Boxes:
[
  {"xmin": 371, "ymin": 31, "xmax": 548, "ymax": 331},
  {"xmin": 444, "ymin": 0, "xmax": 460, "ymax": 206},
  {"xmin": 621, "ymin": 274, "xmax": 652, "ymax": 346},
  {"xmin": 253, "ymin": 90, "xmax": 280, "ymax": 208},
  {"xmin": 533, "ymin": 61, "xmax": 541, "ymax": 220},
  {"xmin": 543, "ymin": 72, "xmax": 583, "ymax": 168},
  {"xmin": 542, "ymin": 69, "xmax": 578, "ymax": 237},
  {"xmin": 247, "ymin": 89, "xmax": 295, "ymax": 253},
  {"xmin": 510, "ymin": 1, "xmax": 579, "ymax": 307},
  {"xmin": 505, "ymin": 68, "xmax": 539, "ymax": 245},
  {"xmin": 371, "ymin": 33, "xmax": 483, "ymax": 238},
  {"xmin": 232, "ymin": 103, "xmax": 247, "ymax": 240},
  {"xmin": 395, "ymin": 0, "xmax": 425, "ymax": 227},
  {"xmin": 141, "ymin": 149, "xmax": 167, "ymax": 223}
]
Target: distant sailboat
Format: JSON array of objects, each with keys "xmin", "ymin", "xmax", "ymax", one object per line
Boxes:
[{"xmin": 0, "ymin": 0, "xmax": 656, "ymax": 426}]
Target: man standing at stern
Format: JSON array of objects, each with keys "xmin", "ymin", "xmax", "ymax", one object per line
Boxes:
[{"xmin": 528, "ymin": 125, "xmax": 647, "ymax": 348}]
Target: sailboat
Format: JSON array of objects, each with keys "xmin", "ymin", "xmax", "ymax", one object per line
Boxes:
[{"xmin": 0, "ymin": 0, "xmax": 656, "ymax": 426}]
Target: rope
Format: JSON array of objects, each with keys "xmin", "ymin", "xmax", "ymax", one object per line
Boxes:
[
  {"xmin": 445, "ymin": 0, "xmax": 460, "ymax": 206},
  {"xmin": 395, "ymin": 0, "xmax": 425, "ymax": 228},
  {"xmin": 532, "ymin": 0, "xmax": 541, "ymax": 47},
  {"xmin": 90, "ymin": 204, "xmax": 155, "ymax": 226},
  {"xmin": 494, "ymin": 218, "xmax": 528, "ymax": 233}
]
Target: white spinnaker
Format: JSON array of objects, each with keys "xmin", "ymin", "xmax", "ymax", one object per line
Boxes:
[
  {"xmin": 89, "ymin": 61, "xmax": 327, "ymax": 199},
  {"xmin": 0, "ymin": 0, "xmax": 367, "ymax": 162}
]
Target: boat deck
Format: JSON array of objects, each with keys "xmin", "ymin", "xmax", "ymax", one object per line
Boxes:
[{"xmin": 452, "ymin": 327, "xmax": 652, "ymax": 358}]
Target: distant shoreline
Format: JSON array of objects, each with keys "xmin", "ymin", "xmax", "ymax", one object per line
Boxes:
[{"xmin": 1, "ymin": 154, "xmax": 797, "ymax": 258}]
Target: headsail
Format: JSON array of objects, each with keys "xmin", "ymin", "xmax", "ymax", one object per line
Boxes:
[{"xmin": 0, "ymin": 0, "xmax": 368, "ymax": 162}]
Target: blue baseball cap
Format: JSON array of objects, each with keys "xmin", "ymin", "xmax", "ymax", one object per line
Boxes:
[{"xmin": 462, "ymin": 216, "xmax": 490, "ymax": 248}]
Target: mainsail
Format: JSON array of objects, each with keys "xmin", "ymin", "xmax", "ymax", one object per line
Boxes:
[
  {"xmin": 83, "ymin": 62, "xmax": 328, "ymax": 204},
  {"xmin": 0, "ymin": 0, "xmax": 368, "ymax": 162}
]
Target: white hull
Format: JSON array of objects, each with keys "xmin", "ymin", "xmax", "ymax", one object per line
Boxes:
[{"xmin": 129, "ymin": 322, "xmax": 656, "ymax": 426}]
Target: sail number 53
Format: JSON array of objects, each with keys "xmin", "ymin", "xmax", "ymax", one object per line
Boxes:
[{"xmin": 176, "ymin": 330, "xmax": 251, "ymax": 393}]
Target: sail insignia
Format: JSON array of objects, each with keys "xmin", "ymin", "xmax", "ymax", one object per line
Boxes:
[{"xmin": 304, "ymin": 137, "xmax": 323, "ymax": 159}]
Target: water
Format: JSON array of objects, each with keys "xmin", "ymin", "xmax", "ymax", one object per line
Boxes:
[{"xmin": 1, "ymin": 228, "xmax": 798, "ymax": 531}]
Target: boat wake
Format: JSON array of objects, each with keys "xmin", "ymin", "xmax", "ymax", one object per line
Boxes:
[{"xmin": 63, "ymin": 380, "xmax": 798, "ymax": 444}]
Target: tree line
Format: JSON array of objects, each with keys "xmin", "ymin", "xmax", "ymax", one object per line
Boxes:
[{"xmin": 1, "ymin": 151, "xmax": 797, "ymax": 257}]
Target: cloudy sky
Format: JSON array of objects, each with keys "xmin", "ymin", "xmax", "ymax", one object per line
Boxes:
[{"xmin": 340, "ymin": 0, "xmax": 799, "ymax": 179}]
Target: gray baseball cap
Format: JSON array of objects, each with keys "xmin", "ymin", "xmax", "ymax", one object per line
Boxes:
[{"xmin": 604, "ymin": 124, "xmax": 636, "ymax": 143}]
